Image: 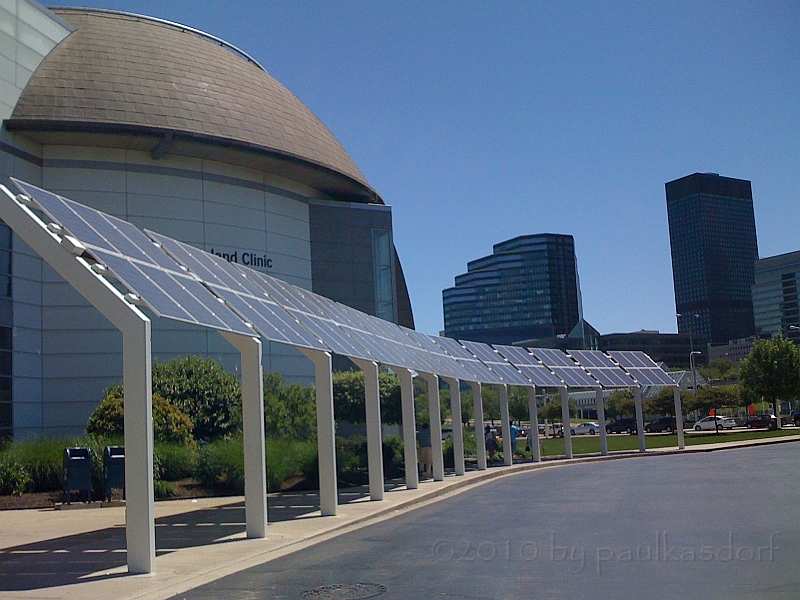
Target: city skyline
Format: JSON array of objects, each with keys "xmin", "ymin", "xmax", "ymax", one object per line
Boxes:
[{"xmin": 44, "ymin": 0, "xmax": 800, "ymax": 337}]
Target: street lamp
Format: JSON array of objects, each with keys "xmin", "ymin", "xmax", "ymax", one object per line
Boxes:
[
  {"xmin": 689, "ymin": 350, "xmax": 702, "ymax": 394},
  {"xmin": 677, "ymin": 312, "xmax": 701, "ymax": 362}
]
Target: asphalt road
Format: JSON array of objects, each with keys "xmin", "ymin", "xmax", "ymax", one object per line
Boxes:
[{"xmin": 172, "ymin": 443, "xmax": 800, "ymax": 599}]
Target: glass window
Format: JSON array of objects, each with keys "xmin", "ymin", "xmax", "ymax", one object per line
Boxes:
[{"xmin": 372, "ymin": 230, "xmax": 396, "ymax": 322}]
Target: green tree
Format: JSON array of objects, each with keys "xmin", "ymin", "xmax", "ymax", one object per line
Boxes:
[
  {"xmin": 687, "ymin": 386, "xmax": 733, "ymax": 418},
  {"xmin": 263, "ymin": 372, "xmax": 317, "ymax": 439},
  {"xmin": 739, "ymin": 335, "xmax": 800, "ymax": 415},
  {"xmin": 643, "ymin": 387, "xmax": 677, "ymax": 416},
  {"xmin": 332, "ymin": 370, "xmax": 402, "ymax": 425},
  {"xmin": 701, "ymin": 358, "xmax": 737, "ymax": 382},
  {"xmin": 539, "ymin": 394, "xmax": 575, "ymax": 421},
  {"xmin": 509, "ymin": 387, "xmax": 530, "ymax": 423},
  {"xmin": 606, "ymin": 389, "xmax": 635, "ymax": 419},
  {"xmin": 87, "ymin": 394, "xmax": 196, "ymax": 448}
]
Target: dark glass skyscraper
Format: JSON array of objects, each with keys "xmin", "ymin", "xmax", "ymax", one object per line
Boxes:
[
  {"xmin": 666, "ymin": 173, "xmax": 758, "ymax": 345},
  {"xmin": 442, "ymin": 234, "xmax": 582, "ymax": 345}
]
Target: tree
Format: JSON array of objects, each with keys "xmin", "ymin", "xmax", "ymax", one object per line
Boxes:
[
  {"xmin": 643, "ymin": 387, "xmax": 677, "ymax": 416},
  {"xmin": 103, "ymin": 355, "xmax": 243, "ymax": 441},
  {"xmin": 606, "ymin": 389, "xmax": 635, "ymax": 419},
  {"xmin": 263, "ymin": 372, "xmax": 316, "ymax": 439},
  {"xmin": 87, "ymin": 394, "xmax": 196, "ymax": 448},
  {"xmin": 739, "ymin": 335, "xmax": 800, "ymax": 415},
  {"xmin": 332, "ymin": 370, "xmax": 402, "ymax": 425},
  {"xmin": 508, "ymin": 387, "xmax": 530, "ymax": 423},
  {"xmin": 701, "ymin": 358, "xmax": 737, "ymax": 382},
  {"xmin": 687, "ymin": 386, "xmax": 733, "ymax": 417}
]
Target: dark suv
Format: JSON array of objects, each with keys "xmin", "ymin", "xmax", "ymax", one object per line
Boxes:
[
  {"xmin": 645, "ymin": 416, "xmax": 678, "ymax": 433},
  {"xmin": 747, "ymin": 414, "xmax": 777, "ymax": 430},
  {"xmin": 606, "ymin": 417, "xmax": 637, "ymax": 434}
]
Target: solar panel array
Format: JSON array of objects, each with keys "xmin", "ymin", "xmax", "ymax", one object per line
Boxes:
[
  {"xmin": 607, "ymin": 351, "xmax": 677, "ymax": 386},
  {"xmin": 12, "ymin": 178, "xmax": 677, "ymax": 390},
  {"xmin": 568, "ymin": 350, "xmax": 637, "ymax": 388}
]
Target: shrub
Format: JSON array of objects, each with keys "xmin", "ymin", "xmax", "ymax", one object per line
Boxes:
[
  {"xmin": 382, "ymin": 435, "xmax": 404, "ymax": 477},
  {"xmin": 265, "ymin": 437, "xmax": 318, "ymax": 492},
  {"xmin": 263, "ymin": 373, "xmax": 317, "ymax": 439},
  {"xmin": 196, "ymin": 437, "xmax": 245, "ymax": 493},
  {"xmin": 0, "ymin": 460, "xmax": 32, "ymax": 496},
  {"xmin": 153, "ymin": 479, "xmax": 177, "ymax": 499},
  {"xmin": 87, "ymin": 395, "xmax": 196, "ymax": 448},
  {"xmin": 4, "ymin": 437, "xmax": 65, "ymax": 492},
  {"xmin": 154, "ymin": 443, "xmax": 198, "ymax": 481}
]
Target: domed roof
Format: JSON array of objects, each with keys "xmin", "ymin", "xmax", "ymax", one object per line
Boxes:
[{"xmin": 8, "ymin": 8, "xmax": 379, "ymax": 203}]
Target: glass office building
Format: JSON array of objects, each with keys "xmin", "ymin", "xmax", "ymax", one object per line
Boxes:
[
  {"xmin": 443, "ymin": 234, "xmax": 582, "ymax": 345},
  {"xmin": 666, "ymin": 173, "xmax": 758, "ymax": 345},
  {"xmin": 752, "ymin": 250, "xmax": 800, "ymax": 343}
]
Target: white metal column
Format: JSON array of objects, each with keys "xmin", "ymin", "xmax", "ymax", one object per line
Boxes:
[
  {"xmin": 527, "ymin": 387, "xmax": 541, "ymax": 463},
  {"xmin": 222, "ymin": 333, "xmax": 266, "ymax": 538},
  {"xmin": 397, "ymin": 367, "xmax": 418, "ymax": 489},
  {"xmin": 300, "ymin": 348, "xmax": 338, "ymax": 516},
  {"xmin": 560, "ymin": 387, "xmax": 573, "ymax": 459},
  {"xmin": 421, "ymin": 373, "xmax": 445, "ymax": 481},
  {"xmin": 597, "ymin": 388, "xmax": 608, "ymax": 456},
  {"xmin": 673, "ymin": 386, "xmax": 685, "ymax": 450},
  {"xmin": 443, "ymin": 377, "xmax": 464, "ymax": 475},
  {"xmin": 469, "ymin": 382, "xmax": 487, "ymax": 470},
  {"xmin": 351, "ymin": 358, "xmax": 384, "ymax": 500},
  {"xmin": 634, "ymin": 387, "xmax": 646, "ymax": 452},
  {"xmin": 498, "ymin": 384, "xmax": 512, "ymax": 466}
]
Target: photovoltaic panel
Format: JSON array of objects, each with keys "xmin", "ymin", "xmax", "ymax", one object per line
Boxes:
[
  {"xmin": 431, "ymin": 336, "xmax": 505, "ymax": 385},
  {"xmin": 148, "ymin": 232, "xmax": 328, "ymax": 351},
  {"xmin": 568, "ymin": 350, "xmax": 637, "ymax": 389},
  {"xmin": 460, "ymin": 341, "xmax": 531, "ymax": 386},
  {"xmin": 607, "ymin": 351, "xmax": 677, "ymax": 387},
  {"xmin": 399, "ymin": 327, "xmax": 477, "ymax": 381},
  {"xmin": 493, "ymin": 345, "xmax": 564, "ymax": 388},
  {"xmin": 527, "ymin": 347, "xmax": 599, "ymax": 388},
  {"xmin": 13, "ymin": 180, "xmax": 253, "ymax": 336}
]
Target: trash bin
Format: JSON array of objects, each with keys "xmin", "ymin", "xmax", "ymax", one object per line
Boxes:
[
  {"xmin": 103, "ymin": 446, "xmax": 125, "ymax": 502},
  {"xmin": 63, "ymin": 446, "xmax": 93, "ymax": 503}
]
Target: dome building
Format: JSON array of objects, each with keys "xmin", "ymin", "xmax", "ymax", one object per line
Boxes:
[{"xmin": 0, "ymin": 1, "xmax": 414, "ymax": 438}]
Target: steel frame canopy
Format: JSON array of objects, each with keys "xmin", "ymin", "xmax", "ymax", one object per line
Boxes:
[{"xmin": 607, "ymin": 350, "xmax": 684, "ymax": 450}]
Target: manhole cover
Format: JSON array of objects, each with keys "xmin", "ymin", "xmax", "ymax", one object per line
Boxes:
[{"xmin": 301, "ymin": 583, "xmax": 387, "ymax": 599}]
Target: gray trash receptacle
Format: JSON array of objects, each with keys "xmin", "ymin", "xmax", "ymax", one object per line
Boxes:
[
  {"xmin": 63, "ymin": 446, "xmax": 93, "ymax": 503},
  {"xmin": 103, "ymin": 446, "xmax": 125, "ymax": 502}
]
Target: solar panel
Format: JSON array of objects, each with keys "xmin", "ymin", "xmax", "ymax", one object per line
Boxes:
[
  {"xmin": 148, "ymin": 232, "xmax": 329, "ymax": 351},
  {"xmin": 607, "ymin": 351, "xmax": 677, "ymax": 386},
  {"xmin": 527, "ymin": 348, "xmax": 599, "ymax": 388},
  {"xmin": 568, "ymin": 350, "xmax": 637, "ymax": 388},
  {"xmin": 13, "ymin": 180, "xmax": 253, "ymax": 336},
  {"xmin": 493, "ymin": 345, "xmax": 565, "ymax": 387},
  {"xmin": 460, "ymin": 341, "xmax": 531, "ymax": 386},
  {"xmin": 431, "ymin": 337, "xmax": 505, "ymax": 385},
  {"xmin": 399, "ymin": 327, "xmax": 476, "ymax": 381}
]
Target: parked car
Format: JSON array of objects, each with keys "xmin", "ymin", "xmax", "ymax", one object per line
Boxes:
[
  {"xmin": 694, "ymin": 416, "xmax": 736, "ymax": 431},
  {"xmin": 606, "ymin": 417, "xmax": 637, "ymax": 434},
  {"xmin": 747, "ymin": 414, "xmax": 777, "ymax": 430},
  {"xmin": 645, "ymin": 416, "xmax": 678, "ymax": 433},
  {"xmin": 794, "ymin": 412, "xmax": 800, "ymax": 427},
  {"xmin": 571, "ymin": 422, "xmax": 599, "ymax": 435}
]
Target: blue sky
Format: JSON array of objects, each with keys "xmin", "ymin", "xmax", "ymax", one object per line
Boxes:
[{"xmin": 47, "ymin": 0, "xmax": 800, "ymax": 337}]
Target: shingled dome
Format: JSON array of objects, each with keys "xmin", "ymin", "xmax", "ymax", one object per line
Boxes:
[{"xmin": 8, "ymin": 8, "xmax": 379, "ymax": 204}]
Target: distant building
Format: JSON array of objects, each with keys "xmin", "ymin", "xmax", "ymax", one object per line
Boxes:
[
  {"xmin": 666, "ymin": 173, "xmax": 758, "ymax": 345},
  {"xmin": 442, "ymin": 234, "xmax": 582, "ymax": 346},
  {"xmin": 707, "ymin": 336, "xmax": 761, "ymax": 364},
  {"xmin": 598, "ymin": 330, "xmax": 706, "ymax": 369},
  {"xmin": 752, "ymin": 250, "xmax": 800, "ymax": 343}
]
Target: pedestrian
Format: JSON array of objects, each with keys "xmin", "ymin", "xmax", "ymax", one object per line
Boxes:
[
  {"xmin": 485, "ymin": 425, "xmax": 498, "ymax": 462},
  {"xmin": 417, "ymin": 422, "xmax": 433, "ymax": 479},
  {"xmin": 509, "ymin": 422, "xmax": 519, "ymax": 456}
]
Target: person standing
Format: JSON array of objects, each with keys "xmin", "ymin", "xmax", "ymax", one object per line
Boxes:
[{"xmin": 417, "ymin": 422, "xmax": 433, "ymax": 479}]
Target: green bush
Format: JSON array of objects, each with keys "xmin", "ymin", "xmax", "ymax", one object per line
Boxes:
[
  {"xmin": 265, "ymin": 437, "xmax": 318, "ymax": 492},
  {"xmin": 264, "ymin": 373, "xmax": 317, "ymax": 439},
  {"xmin": 106, "ymin": 355, "xmax": 243, "ymax": 442},
  {"xmin": 0, "ymin": 460, "xmax": 32, "ymax": 496},
  {"xmin": 3, "ymin": 437, "xmax": 66, "ymax": 492},
  {"xmin": 196, "ymin": 437, "xmax": 245, "ymax": 493},
  {"xmin": 153, "ymin": 479, "xmax": 177, "ymax": 499},
  {"xmin": 87, "ymin": 395, "xmax": 196, "ymax": 448},
  {"xmin": 155, "ymin": 443, "xmax": 198, "ymax": 481},
  {"xmin": 382, "ymin": 435, "xmax": 404, "ymax": 477}
]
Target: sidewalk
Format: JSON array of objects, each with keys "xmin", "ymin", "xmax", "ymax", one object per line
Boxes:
[{"xmin": 1, "ymin": 434, "xmax": 797, "ymax": 600}]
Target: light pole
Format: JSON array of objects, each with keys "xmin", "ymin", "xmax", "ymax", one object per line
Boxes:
[
  {"xmin": 689, "ymin": 350, "xmax": 702, "ymax": 395},
  {"xmin": 677, "ymin": 312, "xmax": 701, "ymax": 366}
]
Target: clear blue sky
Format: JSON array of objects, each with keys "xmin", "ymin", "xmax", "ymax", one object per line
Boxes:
[{"xmin": 47, "ymin": 0, "xmax": 800, "ymax": 337}]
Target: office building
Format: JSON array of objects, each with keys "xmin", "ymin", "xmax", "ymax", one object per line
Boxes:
[
  {"xmin": 443, "ymin": 233, "xmax": 582, "ymax": 346},
  {"xmin": 0, "ymin": 3, "xmax": 413, "ymax": 437},
  {"xmin": 752, "ymin": 250, "xmax": 800, "ymax": 343},
  {"xmin": 599, "ymin": 331, "xmax": 707, "ymax": 369},
  {"xmin": 666, "ymin": 173, "xmax": 758, "ymax": 345}
]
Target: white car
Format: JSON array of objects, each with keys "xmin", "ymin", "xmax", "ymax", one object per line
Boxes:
[
  {"xmin": 694, "ymin": 416, "xmax": 736, "ymax": 431},
  {"xmin": 571, "ymin": 422, "xmax": 600, "ymax": 435}
]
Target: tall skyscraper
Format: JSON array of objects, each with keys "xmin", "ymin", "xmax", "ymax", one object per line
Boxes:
[
  {"xmin": 752, "ymin": 250, "xmax": 800, "ymax": 343},
  {"xmin": 666, "ymin": 173, "xmax": 759, "ymax": 345},
  {"xmin": 442, "ymin": 234, "xmax": 582, "ymax": 345}
]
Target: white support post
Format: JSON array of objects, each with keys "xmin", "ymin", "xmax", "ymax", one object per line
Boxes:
[
  {"xmin": 470, "ymin": 382, "xmax": 487, "ymax": 470},
  {"xmin": 673, "ymin": 387, "xmax": 685, "ymax": 450},
  {"xmin": 561, "ymin": 387, "xmax": 573, "ymax": 459},
  {"xmin": 597, "ymin": 388, "xmax": 608, "ymax": 456},
  {"xmin": 351, "ymin": 358, "xmax": 384, "ymax": 501},
  {"xmin": 634, "ymin": 387, "xmax": 646, "ymax": 452},
  {"xmin": 421, "ymin": 373, "xmax": 445, "ymax": 481},
  {"xmin": 443, "ymin": 377, "xmax": 464, "ymax": 475},
  {"xmin": 0, "ymin": 185, "xmax": 158, "ymax": 574},
  {"xmin": 527, "ymin": 387, "xmax": 541, "ymax": 463},
  {"xmin": 300, "ymin": 348, "xmax": 338, "ymax": 516},
  {"xmin": 498, "ymin": 385, "xmax": 512, "ymax": 466},
  {"xmin": 222, "ymin": 333, "xmax": 266, "ymax": 538},
  {"xmin": 397, "ymin": 368, "xmax": 418, "ymax": 489}
]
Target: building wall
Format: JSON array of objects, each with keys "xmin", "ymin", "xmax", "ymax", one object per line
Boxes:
[{"xmin": 753, "ymin": 250, "xmax": 800, "ymax": 342}]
